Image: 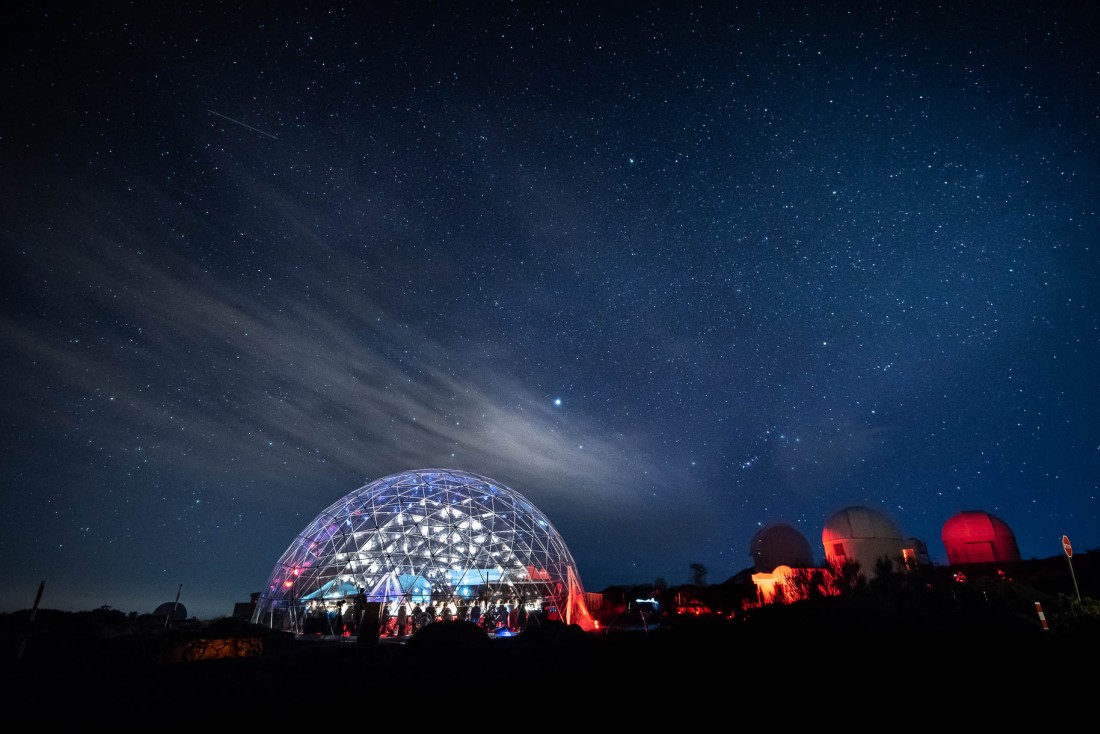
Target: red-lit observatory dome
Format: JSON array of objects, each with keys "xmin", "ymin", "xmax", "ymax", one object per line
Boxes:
[{"xmin": 941, "ymin": 510, "xmax": 1021, "ymax": 565}]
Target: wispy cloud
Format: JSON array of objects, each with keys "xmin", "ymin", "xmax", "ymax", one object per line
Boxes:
[{"xmin": 1, "ymin": 179, "xmax": 681, "ymax": 523}]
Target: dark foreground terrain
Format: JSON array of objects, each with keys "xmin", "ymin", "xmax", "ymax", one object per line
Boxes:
[
  {"xmin": 6, "ymin": 554, "xmax": 1098, "ymax": 722},
  {"xmin": 4, "ymin": 599, "xmax": 1095, "ymax": 723}
]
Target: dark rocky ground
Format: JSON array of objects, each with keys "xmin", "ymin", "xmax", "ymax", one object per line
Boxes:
[
  {"xmin": 3, "ymin": 602, "xmax": 1094, "ymax": 723},
  {"xmin": 5, "ymin": 557, "xmax": 1096, "ymax": 721}
]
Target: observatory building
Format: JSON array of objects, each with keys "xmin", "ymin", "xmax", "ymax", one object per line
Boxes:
[
  {"xmin": 252, "ymin": 468, "xmax": 595, "ymax": 634},
  {"xmin": 749, "ymin": 523, "xmax": 815, "ymax": 604},
  {"xmin": 822, "ymin": 506, "xmax": 917, "ymax": 578},
  {"xmin": 750, "ymin": 523, "xmax": 814, "ymax": 573},
  {"xmin": 153, "ymin": 601, "xmax": 187, "ymax": 621},
  {"xmin": 941, "ymin": 510, "xmax": 1021, "ymax": 565}
]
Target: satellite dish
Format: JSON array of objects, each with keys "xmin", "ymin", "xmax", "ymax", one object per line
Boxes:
[{"xmin": 154, "ymin": 601, "xmax": 188, "ymax": 620}]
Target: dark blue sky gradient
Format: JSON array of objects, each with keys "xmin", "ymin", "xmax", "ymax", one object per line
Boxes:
[{"xmin": 2, "ymin": 2, "xmax": 1097, "ymax": 619}]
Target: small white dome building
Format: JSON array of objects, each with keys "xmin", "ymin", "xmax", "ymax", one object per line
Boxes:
[{"xmin": 822, "ymin": 506, "xmax": 908, "ymax": 579}]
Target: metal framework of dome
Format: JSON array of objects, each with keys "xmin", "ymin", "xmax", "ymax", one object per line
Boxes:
[{"xmin": 252, "ymin": 468, "xmax": 594, "ymax": 633}]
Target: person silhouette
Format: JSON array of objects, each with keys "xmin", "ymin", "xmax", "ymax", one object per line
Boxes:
[{"xmin": 396, "ymin": 602, "xmax": 408, "ymax": 636}]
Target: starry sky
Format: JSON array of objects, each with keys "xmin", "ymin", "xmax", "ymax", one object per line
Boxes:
[{"xmin": 2, "ymin": 2, "xmax": 1097, "ymax": 620}]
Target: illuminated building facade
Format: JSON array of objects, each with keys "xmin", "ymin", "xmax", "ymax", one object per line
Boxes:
[
  {"xmin": 941, "ymin": 510, "xmax": 1021, "ymax": 565},
  {"xmin": 822, "ymin": 505, "xmax": 917, "ymax": 578},
  {"xmin": 252, "ymin": 468, "xmax": 595, "ymax": 634},
  {"xmin": 749, "ymin": 524, "xmax": 816, "ymax": 604}
]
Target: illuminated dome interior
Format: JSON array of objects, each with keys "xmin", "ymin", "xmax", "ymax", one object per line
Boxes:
[{"xmin": 252, "ymin": 468, "xmax": 594, "ymax": 633}]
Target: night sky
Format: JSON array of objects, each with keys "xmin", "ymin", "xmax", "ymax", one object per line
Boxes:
[{"xmin": 2, "ymin": 3, "xmax": 1097, "ymax": 620}]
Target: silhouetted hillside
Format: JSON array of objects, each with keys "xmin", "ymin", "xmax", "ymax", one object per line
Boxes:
[{"xmin": 3, "ymin": 551, "xmax": 1096, "ymax": 723}]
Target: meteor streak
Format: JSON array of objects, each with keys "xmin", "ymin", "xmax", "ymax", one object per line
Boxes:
[{"xmin": 207, "ymin": 109, "xmax": 278, "ymax": 140}]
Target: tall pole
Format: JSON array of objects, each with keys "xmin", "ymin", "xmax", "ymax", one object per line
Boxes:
[
  {"xmin": 17, "ymin": 581, "xmax": 46, "ymax": 660},
  {"xmin": 165, "ymin": 583, "xmax": 183, "ymax": 630},
  {"xmin": 1067, "ymin": 555, "xmax": 1082, "ymax": 603}
]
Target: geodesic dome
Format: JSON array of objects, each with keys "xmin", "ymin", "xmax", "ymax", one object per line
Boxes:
[{"xmin": 252, "ymin": 468, "xmax": 594, "ymax": 633}]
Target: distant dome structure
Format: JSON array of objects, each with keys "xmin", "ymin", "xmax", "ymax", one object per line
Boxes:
[
  {"xmin": 153, "ymin": 602, "xmax": 187, "ymax": 620},
  {"xmin": 942, "ymin": 510, "xmax": 1021, "ymax": 565},
  {"xmin": 750, "ymin": 523, "xmax": 814, "ymax": 572},
  {"xmin": 906, "ymin": 537, "xmax": 931, "ymax": 566},
  {"xmin": 252, "ymin": 468, "xmax": 595, "ymax": 633},
  {"xmin": 822, "ymin": 506, "xmax": 906, "ymax": 578}
]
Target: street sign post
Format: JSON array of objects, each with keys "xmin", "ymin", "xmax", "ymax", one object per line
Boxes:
[{"xmin": 1063, "ymin": 535, "xmax": 1081, "ymax": 602}]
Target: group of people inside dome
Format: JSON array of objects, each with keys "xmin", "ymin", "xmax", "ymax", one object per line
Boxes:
[{"xmin": 305, "ymin": 591, "xmax": 558, "ymax": 638}]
